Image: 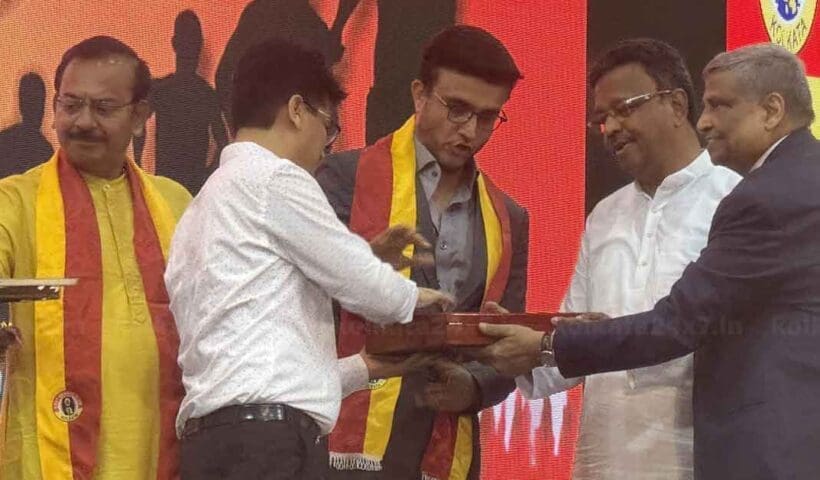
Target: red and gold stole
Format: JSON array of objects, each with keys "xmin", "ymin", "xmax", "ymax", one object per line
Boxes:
[
  {"xmin": 33, "ymin": 150, "xmax": 183, "ymax": 479},
  {"xmin": 329, "ymin": 117, "xmax": 513, "ymax": 480}
]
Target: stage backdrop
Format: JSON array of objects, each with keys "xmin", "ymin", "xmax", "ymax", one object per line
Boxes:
[
  {"xmin": 727, "ymin": 0, "xmax": 820, "ymax": 138},
  {"xmin": 0, "ymin": 1, "xmax": 587, "ymax": 478}
]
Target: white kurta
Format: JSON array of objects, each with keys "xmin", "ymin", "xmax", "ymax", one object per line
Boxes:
[{"xmin": 517, "ymin": 150, "xmax": 741, "ymax": 479}]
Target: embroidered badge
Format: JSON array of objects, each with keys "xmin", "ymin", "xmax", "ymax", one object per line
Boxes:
[{"xmin": 53, "ymin": 390, "xmax": 83, "ymax": 422}]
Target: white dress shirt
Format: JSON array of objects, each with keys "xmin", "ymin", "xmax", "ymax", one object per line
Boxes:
[
  {"xmin": 166, "ymin": 142, "xmax": 418, "ymax": 435},
  {"xmin": 517, "ymin": 151, "xmax": 740, "ymax": 479}
]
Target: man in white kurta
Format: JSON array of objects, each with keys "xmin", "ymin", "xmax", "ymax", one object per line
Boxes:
[
  {"xmin": 517, "ymin": 149, "xmax": 739, "ymax": 479},
  {"xmin": 515, "ymin": 39, "xmax": 741, "ymax": 479}
]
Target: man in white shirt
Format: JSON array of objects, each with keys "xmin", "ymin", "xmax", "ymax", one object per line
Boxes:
[
  {"xmin": 477, "ymin": 39, "xmax": 740, "ymax": 479},
  {"xmin": 165, "ymin": 39, "xmax": 451, "ymax": 480}
]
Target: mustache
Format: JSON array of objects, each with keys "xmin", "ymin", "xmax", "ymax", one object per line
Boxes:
[
  {"xmin": 605, "ymin": 133, "xmax": 633, "ymax": 151},
  {"xmin": 67, "ymin": 129, "xmax": 105, "ymax": 142}
]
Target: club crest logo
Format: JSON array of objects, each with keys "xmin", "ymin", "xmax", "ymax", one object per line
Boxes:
[
  {"xmin": 53, "ymin": 390, "xmax": 83, "ymax": 422},
  {"xmin": 761, "ymin": 0, "xmax": 817, "ymax": 53}
]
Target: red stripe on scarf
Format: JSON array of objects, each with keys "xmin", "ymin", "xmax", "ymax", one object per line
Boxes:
[
  {"xmin": 59, "ymin": 152, "xmax": 103, "ymax": 479},
  {"xmin": 330, "ymin": 133, "xmax": 394, "ymax": 455}
]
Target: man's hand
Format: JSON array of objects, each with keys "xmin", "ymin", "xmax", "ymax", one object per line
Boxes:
[
  {"xmin": 480, "ymin": 301, "xmax": 509, "ymax": 314},
  {"xmin": 0, "ymin": 323, "xmax": 22, "ymax": 356},
  {"xmin": 360, "ymin": 350, "xmax": 438, "ymax": 379},
  {"xmin": 417, "ymin": 359, "xmax": 480, "ymax": 413},
  {"xmin": 471, "ymin": 323, "xmax": 544, "ymax": 377},
  {"xmin": 370, "ymin": 225, "xmax": 434, "ymax": 271},
  {"xmin": 416, "ymin": 288, "xmax": 454, "ymax": 311}
]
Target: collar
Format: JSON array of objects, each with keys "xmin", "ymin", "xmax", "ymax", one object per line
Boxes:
[
  {"xmin": 413, "ymin": 135, "xmax": 478, "ymax": 186},
  {"xmin": 750, "ymin": 134, "xmax": 789, "ymax": 172},
  {"xmin": 633, "ymin": 148, "xmax": 713, "ymax": 198}
]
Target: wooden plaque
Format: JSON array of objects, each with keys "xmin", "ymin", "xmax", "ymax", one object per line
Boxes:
[{"xmin": 365, "ymin": 312, "xmax": 575, "ymax": 355}]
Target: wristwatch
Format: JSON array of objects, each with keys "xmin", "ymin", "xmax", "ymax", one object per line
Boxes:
[{"xmin": 538, "ymin": 330, "xmax": 556, "ymax": 367}]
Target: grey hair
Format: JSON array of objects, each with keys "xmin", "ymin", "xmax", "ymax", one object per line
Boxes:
[{"xmin": 703, "ymin": 43, "xmax": 815, "ymax": 126}]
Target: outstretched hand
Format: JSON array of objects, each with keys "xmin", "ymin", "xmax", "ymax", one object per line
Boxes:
[
  {"xmin": 370, "ymin": 225, "xmax": 434, "ymax": 271},
  {"xmin": 416, "ymin": 288, "xmax": 455, "ymax": 312},
  {"xmin": 0, "ymin": 323, "xmax": 22, "ymax": 355},
  {"xmin": 471, "ymin": 323, "xmax": 544, "ymax": 377}
]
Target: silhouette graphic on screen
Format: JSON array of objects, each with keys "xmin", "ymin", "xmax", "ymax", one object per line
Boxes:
[
  {"xmin": 215, "ymin": 0, "xmax": 343, "ymax": 130},
  {"xmin": 136, "ymin": 9, "xmax": 228, "ymax": 195},
  {"xmin": 330, "ymin": 0, "xmax": 456, "ymax": 144},
  {"xmin": 0, "ymin": 73, "xmax": 54, "ymax": 179}
]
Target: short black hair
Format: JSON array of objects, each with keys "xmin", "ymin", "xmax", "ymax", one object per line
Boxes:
[
  {"xmin": 231, "ymin": 38, "xmax": 346, "ymax": 133},
  {"xmin": 55, "ymin": 35, "xmax": 151, "ymax": 102},
  {"xmin": 589, "ymin": 38, "xmax": 698, "ymax": 126},
  {"xmin": 419, "ymin": 25, "xmax": 522, "ymax": 90}
]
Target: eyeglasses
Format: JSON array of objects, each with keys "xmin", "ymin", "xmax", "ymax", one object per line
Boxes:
[
  {"xmin": 432, "ymin": 92, "xmax": 507, "ymax": 131},
  {"xmin": 55, "ymin": 95, "xmax": 137, "ymax": 119},
  {"xmin": 587, "ymin": 89, "xmax": 673, "ymax": 134},
  {"xmin": 303, "ymin": 98, "xmax": 341, "ymax": 148}
]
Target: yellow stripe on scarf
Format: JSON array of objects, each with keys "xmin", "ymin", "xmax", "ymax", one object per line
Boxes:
[
  {"xmin": 128, "ymin": 158, "xmax": 176, "ymax": 259},
  {"xmin": 448, "ymin": 417, "xmax": 474, "ymax": 480},
  {"xmin": 34, "ymin": 153, "xmax": 73, "ymax": 479},
  {"xmin": 477, "ymin": 176, "xmax": 502, "ymax": 297}
]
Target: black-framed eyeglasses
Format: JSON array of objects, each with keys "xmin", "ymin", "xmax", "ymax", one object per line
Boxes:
[
  {"xmin": 303, "ymin": 98, "xmax": 341, "ymax": 148},
  {"xmin": 432, "ymin": 91, "xmax": 507, "ymax": 131},
  {"xmin": 55, "ymin": 95, "xmax": 138, "ymax": 119},
  {"xmin": 587, "ymin": 89, "xmax": 673, "ymax": 134}
]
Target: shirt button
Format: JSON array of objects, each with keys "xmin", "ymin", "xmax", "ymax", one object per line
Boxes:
[
  {"xmin": 439, "ymin": 241, "xmax": 448, "ymax": 251},
  {"xmin": 639, "ymin": 260, "xmax": 648, "ymax": 267}
]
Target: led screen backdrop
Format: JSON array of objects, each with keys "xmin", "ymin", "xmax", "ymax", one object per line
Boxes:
[
  {"xmin": 0, "ymin": 1, "xmax": 587, "ymax": 478},
  {"xmin": 727, "ymin": 0, "xmax": 820, "ymax": 137}
]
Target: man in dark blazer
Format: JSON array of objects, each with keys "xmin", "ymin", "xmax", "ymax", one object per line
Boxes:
[
  {"xmin": 477, "ymin": 43, "xmax": 820, "ymax": 479},
  {"xmin": 317, "ymin": 26, "xmax": 528, "ymax": 480}
]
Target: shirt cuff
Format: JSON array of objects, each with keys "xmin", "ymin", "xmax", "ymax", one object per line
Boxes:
[
  {"xmin": 522, "ymin": 365, "xmax": 584, "ymax": 399},
  {"xmin": 515, "ymin": 372, "xmax": 538, "ymax": 399},
  {"xmin": 338, "ymin": 354, "xmax": 369, "ymax": 398}
]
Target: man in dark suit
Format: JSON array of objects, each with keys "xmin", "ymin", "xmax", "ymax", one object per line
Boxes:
[
  {"xmin": 316, "ymin": 25, "xmax": 528, "ymax": 480},
  {"xmin": 477, "ymin": 43, "xmax": 820, "ymax": 479}
]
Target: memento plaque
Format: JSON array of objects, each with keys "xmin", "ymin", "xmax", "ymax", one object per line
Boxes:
[{"xmin": 365, "ymin": 312, "xmax": 575, "ymax": 355}]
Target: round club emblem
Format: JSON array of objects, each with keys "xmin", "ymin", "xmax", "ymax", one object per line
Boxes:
[
  {"xmin": 53, "ymin": 391, "xmax": 83, "ymax": 422},
  {"xmin": 367, "ymin": 379, "xmax": 387, "ymax": 390},
  {"xmin": 760, "ymin": 0, "xmax": 817, "ymax": 53}
]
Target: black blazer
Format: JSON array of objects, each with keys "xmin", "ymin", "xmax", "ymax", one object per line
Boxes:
[
  {"xmin": 317, "ymin": 149, "xmax": 528, "ymax": 479},
  {"xmin": 554, "ymin": 128, "xmax": 820, "ymax": 479}
]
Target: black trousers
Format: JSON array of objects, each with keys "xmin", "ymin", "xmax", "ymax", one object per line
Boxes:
[{"xmin": 180, "ymin": 404, "xmax": 329, "ymax": 480}]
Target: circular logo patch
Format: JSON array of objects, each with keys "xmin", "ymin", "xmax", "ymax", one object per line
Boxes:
[
  {"xmin": 761, "ymin": 0, "xmax": 817, "ymax": 53},
  {"xmin": 367, "ymin": 379, "xmax": 387, "ymax": 390},
  {"xmin": 53, "ymin": 391, "xmax": 83, "ymax": 422}
]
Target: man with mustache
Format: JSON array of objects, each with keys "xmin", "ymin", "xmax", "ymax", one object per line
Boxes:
[
  {"xmin": 478, "ymin": 43, "xmax": 820, "ymax": 479},
  {"xmin": 0, "ymin": 36, "xmax": 191, "ymax": 479},
  {"xmin": 316, "ymin": 25, "xmax": 529, "ymax": 480},
  {"xmin": 488, "ymin": 38, "xmax": 740, "ymax": 479}
]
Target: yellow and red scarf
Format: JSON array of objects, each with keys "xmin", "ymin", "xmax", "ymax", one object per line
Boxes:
[
  {"xmin": 32, "ymin": 151, "xmax": 182, "ymax": 479},
  {"xmin": 329, "ymin": 117, "xmax": 513, "ymax": 480}
]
